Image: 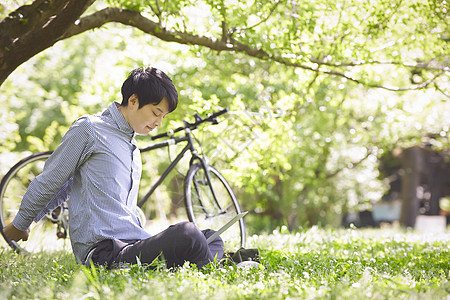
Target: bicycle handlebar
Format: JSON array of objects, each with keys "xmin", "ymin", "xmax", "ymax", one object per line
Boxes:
[{"xmin": 151, "ymin": 108, "xmax": 229, "ymax": 141}]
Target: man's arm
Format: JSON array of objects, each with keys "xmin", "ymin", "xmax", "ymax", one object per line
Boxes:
[{"xmin": 12, "ymin": 116, "xmax": 95, "ymax": 232}]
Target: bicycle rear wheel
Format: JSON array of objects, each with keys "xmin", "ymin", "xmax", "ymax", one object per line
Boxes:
[
  {"xmin": 184, "ymin": 163, "xmax": 246, "ymax": 248},
  {"xmin": 0, "ymin": 151, "xmax": 70, "ymax": 253}
]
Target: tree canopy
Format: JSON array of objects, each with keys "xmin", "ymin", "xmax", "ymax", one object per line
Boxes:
[{"xmin": 1, "ymin": 0, "xmax": 449, "ymax": 93}]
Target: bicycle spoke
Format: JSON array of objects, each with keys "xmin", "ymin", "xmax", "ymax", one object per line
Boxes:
[
  {"xmin": 0, "ymin": 152, "xmax": 71, "ymax": 252},
  {"xmin": 185, "ymin": 163, "xmax": 245, "ymax": 248}
]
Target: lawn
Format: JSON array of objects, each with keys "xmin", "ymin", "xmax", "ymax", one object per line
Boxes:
[{"xmin": 1, "ymin": 226, "xmax": 449, "ymax": 299}]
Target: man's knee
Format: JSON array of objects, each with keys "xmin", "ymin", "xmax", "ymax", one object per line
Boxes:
[
  {"xmin": 169, "ymin": 221, "xmax": 198, "ymax": 234},
  {"xmin": 167, "ymin": 222, "xmax": 223, "ymax": 267},
  {"xmin": 169, "ymin": 222, "xmax": 206, "ymax": 247}
]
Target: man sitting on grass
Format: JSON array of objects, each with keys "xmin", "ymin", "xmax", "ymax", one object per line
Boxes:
[{"xmin": 3, "ymin": 67, "xmax": 224, "ymax": 269}]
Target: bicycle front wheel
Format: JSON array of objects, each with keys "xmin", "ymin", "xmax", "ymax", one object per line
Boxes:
[
  {"xmin": 184, "ymin": 163, "xmax": 246, "ymax": 248},
  {"xmin": 0, "ymin": 151, "xmax": 70, "ymax": 253}
]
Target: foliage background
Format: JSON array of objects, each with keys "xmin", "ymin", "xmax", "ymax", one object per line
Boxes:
[{"xmin": 0, "ymin": 0, "xmax": 449, "ymax": 234}]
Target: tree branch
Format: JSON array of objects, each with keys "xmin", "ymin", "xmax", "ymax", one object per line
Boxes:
[
  {"xmin": 434, "ymin": 82, "xmax": 450, "ymax": 98},
  {"xmin": 27, "ymin": 7, "xmax": 450, "ymax": 92},
  {"xmin": 326, "ymin": 149, "xmax": 373, "ymax": 179},
  {"xmin": 309, "ymin": 57, "xmax": 449, "ymax": 72},
  {"xmin": 0, "ymin": 0, "xmax": 94, "ymax": 85},
  {"xmin": 232, "ymin": 0, "xmax": 280, "ymax": 33}
]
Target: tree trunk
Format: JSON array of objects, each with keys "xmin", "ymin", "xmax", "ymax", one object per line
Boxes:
[
  {"xmin": 0, "ymin": 0, "xmax": 93, "ymax": 85},
  {"xmin": 399, "ymin": 147, "xmax": 422, "ymax": 227},
  {"xmin": 425, "ymin": 150, "xmax": 444, "ymax": 215}
]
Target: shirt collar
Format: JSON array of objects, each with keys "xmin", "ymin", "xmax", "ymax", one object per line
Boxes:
[{"xmin": 104, "ymin": 102, "xmax": 135, "ymax": 137}]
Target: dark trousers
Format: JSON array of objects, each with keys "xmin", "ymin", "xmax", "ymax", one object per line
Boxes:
[{"xmin": 90, "ymin": 222, "xmax": 224, "ymax": 269}]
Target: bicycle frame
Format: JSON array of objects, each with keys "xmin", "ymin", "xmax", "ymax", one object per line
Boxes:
[
  {"xmin": 137, "ymin": 128, "xmax": 221, "ymax": 214},
  {"xmin": 0, "ymin": 108, "xmax": 245, "ymax": 253}
]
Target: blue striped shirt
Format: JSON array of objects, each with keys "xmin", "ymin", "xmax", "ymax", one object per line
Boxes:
[{"xmin": 13, "ymin": 102, "xmax": 151, "ymax": 263}]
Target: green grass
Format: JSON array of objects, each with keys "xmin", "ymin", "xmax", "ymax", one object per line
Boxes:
[{"xmin": 1, "ymin": 227, "xmax": 450, "ymax": 299}]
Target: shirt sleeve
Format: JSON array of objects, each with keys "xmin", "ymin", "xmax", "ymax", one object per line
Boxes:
[{"xmin": 12, "ymin": 116, "xmax": 95, "ymax": 231}]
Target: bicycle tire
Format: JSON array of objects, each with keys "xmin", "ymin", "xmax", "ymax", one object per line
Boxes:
[
  {"xmin": 184, "ymin": 163, "xmax": 246, "ymax": 248},
  {"xmin": 0, "ymin": 151, "xmax": 70, "ymax": 253}
]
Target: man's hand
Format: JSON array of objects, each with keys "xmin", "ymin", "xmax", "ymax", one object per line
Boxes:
[{"xmin": 2, "ymin": 223, "xmax": 29, "ymax": 242}]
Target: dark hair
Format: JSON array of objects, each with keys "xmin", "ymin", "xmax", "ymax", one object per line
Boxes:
[{"xmin": 121, "ymin": 67, "xmax": 178, "ymax": 112}]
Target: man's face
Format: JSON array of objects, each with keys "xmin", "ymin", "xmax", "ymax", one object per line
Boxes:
[{"xmin": 126, "ymin": 95, "xmax": 170, "ymax": 135}]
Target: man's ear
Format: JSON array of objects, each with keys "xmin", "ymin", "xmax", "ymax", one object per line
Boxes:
[{"xmin": 129, "ymin": 94, "xmax": 139, "ymax": 109}]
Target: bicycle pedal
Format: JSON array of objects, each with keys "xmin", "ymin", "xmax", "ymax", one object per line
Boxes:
[{"xmin": 57, "ymin": 232, "xmax": 67, "ymax": 239}]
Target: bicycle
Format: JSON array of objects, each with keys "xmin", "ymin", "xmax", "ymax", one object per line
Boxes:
[{"xmin": 0, "ymin": 108, "xmax": 246, "ymax": 253}]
